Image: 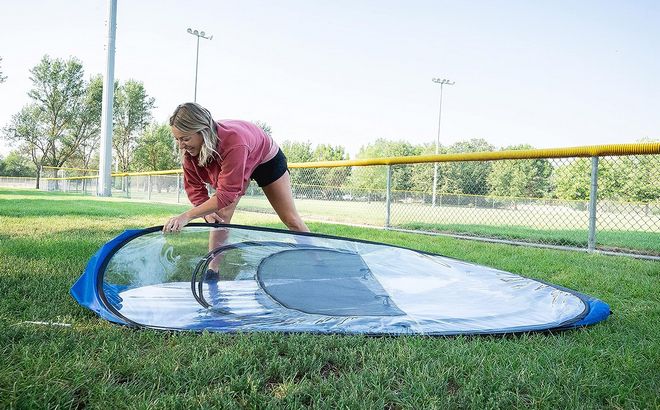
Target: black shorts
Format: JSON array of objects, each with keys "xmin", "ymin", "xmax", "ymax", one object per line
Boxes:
[{"xmin": 250, "ymin": 149, "xmax": 289, "ymax": 187}]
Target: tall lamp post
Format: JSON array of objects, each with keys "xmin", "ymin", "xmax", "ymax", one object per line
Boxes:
[
  {"xmin": 187, "ymin": 28, "xmax": 213, "ymax": 102},
  {"xmin": 431, "ymin": 77, "xmax": 454, "ymax": 207},
  {"xmin": 98, "ymin": 0, "xmax": 117, "ymax": 197}
]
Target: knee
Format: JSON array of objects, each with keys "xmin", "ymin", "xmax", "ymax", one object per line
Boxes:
[{"xmin": 281, "ymin": 215, "xmax": 309, "ymax": 232}]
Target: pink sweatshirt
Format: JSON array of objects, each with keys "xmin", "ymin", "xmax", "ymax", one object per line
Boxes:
[{"xmin": 182, "ymin": 120, "xmax": 279, "ymax": 209}]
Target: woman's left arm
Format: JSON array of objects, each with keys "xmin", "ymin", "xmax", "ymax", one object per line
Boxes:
[
  {"xmin": 163, "ymin": 144, "xmax": 250, "ymax": 233},
  {"xmin": 162, "ymin": 196, "xmax": 219, "ymax": 232}
]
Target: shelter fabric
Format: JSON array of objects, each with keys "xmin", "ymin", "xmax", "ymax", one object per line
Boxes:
[{"xmin": 71, "ymin": 224, "xmax": 611, "ymax": 335}]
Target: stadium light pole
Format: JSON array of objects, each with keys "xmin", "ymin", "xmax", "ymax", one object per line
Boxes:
[
  {"xmin": 431, "ymin": 78, "xmax": 454, "ymax": 207},
  {"xmin": 98, "ymin": 0, "xmax": 117, "ymax": 197},
  {"xmin": 187, "ymin": 28, "xmax": 213, "ymax": 102}
]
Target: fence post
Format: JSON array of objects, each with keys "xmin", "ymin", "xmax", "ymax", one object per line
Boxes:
[
  {"xmin": 147, "ymin": 175, "xmax": 152, "ymax": 201},
  {"xmin": 588, "ymin": 156, "xmax": 599, "ymax": 252},
  {"xmin": 177, "ymin": 174, "xmax": 181, "ymax": 203},
  {"xmin": 385, "ymin": 165, "xmax": 392, "ymax": 227}
]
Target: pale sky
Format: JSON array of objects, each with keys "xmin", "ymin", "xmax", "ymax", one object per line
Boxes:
[{"xmin": 0, "ymin": 0, "xmax": 658, "ymax": 158}]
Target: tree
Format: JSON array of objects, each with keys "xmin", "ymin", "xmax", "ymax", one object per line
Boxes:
[
  {"xmin": 113, "ymin": 80, "xmax": 155, "ymax": 171},
  {"xmin": 280, "ymin": 140, "xmax": 314, "ymax": 163},
  {"xmin": 487, "ymin": 144, "xmax": 552, "ymax": 198},
  {"xmin": 3, "ymin": 105, "xmax": 43, "ymax": 181},
  {"xmin": 349, "ymin": 139, "xmax": 421, "ymax": 193},
  {"xmin": 133, "ymin": 123, "xmax": 179, "ymax": 171},
  {"xmin": 310, "ymin": 144, "xmax": 351, "ymax": 198},
  {"xmin": 410, "ymin": 142, "xmax": 440, "ymax": 195},
  {"xmin": 280, "ymin": 141, "xmax": 351, "ymax": 198},
  {"xmin": 553, "ymin": 158, "xmax": 624, "ymax": 201},
  {"xmin": 280, "ymin": 140, "xmax": 313, "ymax": 189},
  {"xmin": 440, "ymin": 138, "xmax": 494, "ymax": 195},
  {"xmin": 553, "ymin": 159, "xmax": 591, "ymax": 200},
  {"xmin": 280, "ymin": 140, "xmax": 319, "ymax": 196},
  {"xmin": 61, "ymin": 75, "xmax": 104, "ymax": 174},
  {"xmin": 313, "ymin": 144, "xmax": 349, "ymax": 162},
  {"xmin": 0, "ymin": 57, "xmax": 7, "ymax": 83},
  {"xmin": 0, "ymin": 151, "xmax": 35, "ymax": 177},
  {"xmin": 254, "ymin": 121, "xmax": 272, "ymax": 137},
  {"xmin": 618, "ymin": 141, "xmax": 660, "ymax": 202},
  {"xmin": 2, "ymin": 56, "xmax": 101, "ymax": 188}
]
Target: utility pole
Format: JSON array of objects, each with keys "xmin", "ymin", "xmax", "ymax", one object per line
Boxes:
[
  {"xmin": 431, "ymin": 78, "xmax": 454, "ymax": 207},
  {"xmin": 187, "ymin": 28, "xmax": 213, "ymax": 102}
]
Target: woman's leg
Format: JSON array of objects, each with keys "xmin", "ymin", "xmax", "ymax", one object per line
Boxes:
[
  {"xmin": 207, "ymin": 200, "xmax": 239, "ymax": 272},
  {"xmin": 261, "ymin": 172, "xmax": 309, "ymax": 232}
]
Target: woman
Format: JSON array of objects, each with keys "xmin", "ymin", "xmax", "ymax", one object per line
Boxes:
[{"xmin": 162, "ymin": 102, "xmax": 309, "ymax": 234}]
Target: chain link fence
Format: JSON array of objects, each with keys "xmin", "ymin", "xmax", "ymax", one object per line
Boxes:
[
  {"xmin": 0, "ymin": 176, "xmax": 38, "ymax": 188},
  {"xmin": 283, "ymin": 154, "xmax": 659, "ymax": 257},
  {"xmin": 5, "ymin": 146, "xmax": 659, "ymax": 258}
]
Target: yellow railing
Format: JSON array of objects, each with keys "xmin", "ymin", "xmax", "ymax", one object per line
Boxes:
[
  {"xmin": 290, "ymin": 142, "xmax": 660, "ymax": 168},
  {"xmin": 42, "ymin": 142, "xmax": 660, "ymax": 180},
  {"xmin": 44, "ymin": 169, "xmax": 182, "ymax": 181}
]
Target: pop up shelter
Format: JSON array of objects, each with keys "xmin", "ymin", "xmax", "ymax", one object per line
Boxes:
[{"xmin": 71, "ymin": 224, "xmax": 610, "ymax": 335}]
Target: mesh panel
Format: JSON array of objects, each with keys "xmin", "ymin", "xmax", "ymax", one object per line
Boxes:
[{"xmin": 257, "ymin": 248, "xmax": 405, "ymax": 316}]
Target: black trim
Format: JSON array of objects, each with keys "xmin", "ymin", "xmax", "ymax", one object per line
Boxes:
[
  {"xmin": 533, "ymin": 279, "xmax": 591, "ymax": 328},
  {"xmin": 190, "ymin": 241, "xmax": 307, "ymax": 308},
  {"xmin": 190, "ymin": 255, "xmax": 213, "ymax": 307}
]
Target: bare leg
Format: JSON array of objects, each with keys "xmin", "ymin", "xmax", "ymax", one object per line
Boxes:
[
  {"xmin": 261, "ymin": 171, "xmax": 309, "ymax": 232},
  {"xmin": 207, "ymin": 200, "xmax": 239, "ymax": 272}
]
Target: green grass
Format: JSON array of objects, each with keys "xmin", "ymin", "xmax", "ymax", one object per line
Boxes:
[{"xmin": 1, "ymin": 188, "xmax": 658, "ymax": 408}]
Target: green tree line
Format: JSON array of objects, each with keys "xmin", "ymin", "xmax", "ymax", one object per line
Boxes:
[
  {"xmin": 1, "ymin": 55, "xmax": 657, "ymax": 203},
  {"xmin": 278, "ymin": 139, "xmax": 658, "ymax": 203},
  {"xmin": 0, "ymin": 55, "xmax": 177, "ymax": 187}
]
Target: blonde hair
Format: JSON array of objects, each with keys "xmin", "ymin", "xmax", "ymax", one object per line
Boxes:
[{"xmin": 169, "ymin": 102, "xmax": 218, "ymax": 167}]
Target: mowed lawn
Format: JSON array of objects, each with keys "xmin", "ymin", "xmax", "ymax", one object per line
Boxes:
[{"xmin": 0, "ymin": 188, "xmax": 658, "ymax": 409}]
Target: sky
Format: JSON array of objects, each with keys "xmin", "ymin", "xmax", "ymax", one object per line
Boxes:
[{"xmin": 0, "ymin": 0, "xmax": 658, "ymax": 158}]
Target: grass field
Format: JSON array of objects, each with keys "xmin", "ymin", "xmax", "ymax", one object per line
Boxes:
[{"xmin": 1, "ymin": 188, "xmax": 658, "ymax": 408}]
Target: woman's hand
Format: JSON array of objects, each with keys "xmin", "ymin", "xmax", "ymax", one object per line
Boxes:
[{"xmin": 162, "ymin": 213, "xmax": 192, "ymax": 233}]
